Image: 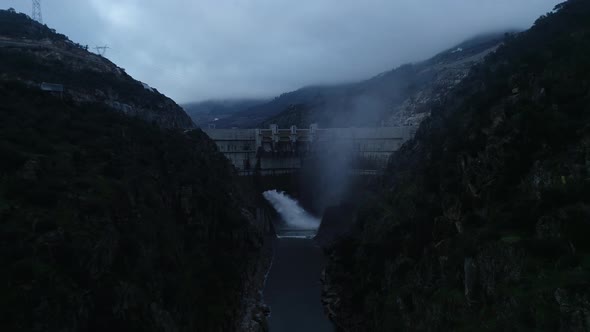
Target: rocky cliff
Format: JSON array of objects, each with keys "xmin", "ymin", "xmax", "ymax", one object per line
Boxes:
[
  {"xmin": 323, "ymin": 1, "xmax": 590, "ymax": 331},
  {"xmin": 0, "ymin": 10, "xmax": 194, "ymax": 129}
]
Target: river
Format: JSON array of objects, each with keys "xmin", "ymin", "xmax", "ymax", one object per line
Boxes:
[{"xmin": 262, "ymin": 191, "xmax": 334, "ymax": 332}]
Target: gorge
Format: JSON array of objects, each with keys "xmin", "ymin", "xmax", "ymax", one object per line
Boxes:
[{"xmin": 2, "ymin": 1, "xmax": 590, "ymax": 331}]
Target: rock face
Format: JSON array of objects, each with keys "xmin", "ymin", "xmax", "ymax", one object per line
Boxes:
[
  {"xmin": 0, "ymin": 10, "xmax": 194, "ymax": 129},
  {"xmin": 385, "ymin": 39, "xmax": 499, "ymax": 127},
  {"xmin": 323, "ymin": 1, "xmax": 590, "ymax": 331},
  {"xmin": 235, "ymin": 210, "xmax": 274, "ymax": 332}
]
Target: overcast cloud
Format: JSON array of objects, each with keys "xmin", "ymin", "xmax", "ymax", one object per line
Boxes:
[{"xmin": 3, "ymin": 0, "xmax": 560, "ymax": 103}]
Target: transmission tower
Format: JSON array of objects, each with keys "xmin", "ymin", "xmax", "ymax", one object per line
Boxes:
[
  {"xmin": 95, "ymin": 45, "xmax": 110, "ymax": 56},
  {"xmin": 32, "ymin": 0, "xmax": 42, "ymax": 23}
]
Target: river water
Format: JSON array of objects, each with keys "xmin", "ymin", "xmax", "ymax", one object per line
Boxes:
[{"xmin": 262, "ymin": 191, "xmax": 334, "ymax": 332}]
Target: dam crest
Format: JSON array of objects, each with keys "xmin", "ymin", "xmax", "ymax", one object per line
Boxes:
[{"xmin": 201, "ymin": 124, "xmax": 417, "ymax": 175}]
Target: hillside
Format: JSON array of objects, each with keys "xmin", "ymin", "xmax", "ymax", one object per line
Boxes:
[
  {"xmin": 0, "ymin": 11, "xmax": 269, "ymax": 332},
  {"xmin": 215, "ymin": 33, "xmax": 505, "ymax": 129},
  {"xmin": 182, "ymin": 98, "xmax": 268, "ymax": 127},
  {"xmin": 0, "ymin": 10, "xmax": 194, "ymax": 129},
  {"xmin": 323, "ymin": 0, "xmax": 590, "ymax": 330}
]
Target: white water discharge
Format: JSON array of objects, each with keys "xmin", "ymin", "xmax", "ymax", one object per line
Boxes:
[{"xmin": 263, "ymin": 190, "xmax": 320, "ymax": 230}]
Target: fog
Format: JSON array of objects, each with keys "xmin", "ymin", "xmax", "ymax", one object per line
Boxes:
[{"xmin": 2, "ymin": 0, "xmax": 560, "ymax": 103}]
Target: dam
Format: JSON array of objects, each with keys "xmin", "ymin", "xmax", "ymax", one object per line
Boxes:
[{"xmin": 201, "ymin": 124, "xmax": 417, "ymax": 175}]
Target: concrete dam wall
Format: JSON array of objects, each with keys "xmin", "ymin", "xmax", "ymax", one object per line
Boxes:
[{"xmin": 201, "ymin": 124, "xmax": 417, "ymax": 175}]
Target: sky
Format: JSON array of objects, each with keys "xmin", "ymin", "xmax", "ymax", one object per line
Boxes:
[{"xmin": 3, "ymin": 0, "xmax": 560, "ymax": 103}]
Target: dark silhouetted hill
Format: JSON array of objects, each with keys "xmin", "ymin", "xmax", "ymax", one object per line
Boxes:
[
  {"xmin": 323, "ymin": 1, "xmax": 590, "ymax": 330},
  {"xmin": 182, "ymin": 98, "xmax": 268, "ymax": 127},
  {"xmin": 0, "ymin": 10, "xmax": 268, "ymax": 332}
]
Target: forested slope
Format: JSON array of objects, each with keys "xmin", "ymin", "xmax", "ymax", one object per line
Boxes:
[
  {"xmin": 324, "ymin": 1, "xmax": 590, "ymax": 330},
  {"xmin": 0, "ymin": 13, "xmax": 269, "ymax": 330}
]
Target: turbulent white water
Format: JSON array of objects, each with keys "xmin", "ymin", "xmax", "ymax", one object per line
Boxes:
[{"xmin": 263, "ymin": 190, "xmax": 320, "ymax": 230}]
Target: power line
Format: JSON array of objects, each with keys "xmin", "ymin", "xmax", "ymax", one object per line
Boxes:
[{"xmin": 32, "ymin": 0, "xmax": 42, "ymax": 23}]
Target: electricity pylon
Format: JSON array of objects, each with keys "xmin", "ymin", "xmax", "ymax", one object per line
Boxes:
[
  {"xmin": 95, "ymin": 46, "xmax": 110, "ymax": 56},
  {"xmin": 32, "ymin": 0, "xmax": 42, "ymax": 23}
]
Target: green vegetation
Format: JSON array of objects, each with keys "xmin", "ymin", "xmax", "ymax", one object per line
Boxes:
[
  {"xmin": 0, "ymin": 81, "xmax": 262, "ymax": 331},
  {"xmin": 325, "ymin": 0, "xmax": 590, "ymax": 330}
]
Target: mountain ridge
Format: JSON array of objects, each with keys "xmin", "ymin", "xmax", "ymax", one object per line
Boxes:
[
  {"xmin": 182, "ymin": 98, "xmax": 269, "ymax": 127},
  {"xmin": 0, "ymin": 10, "xmax": 195, "ymax": 129},
  {"xmin": 213, "ymin": 32, "xmax": 509, "ymax": 129}
]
